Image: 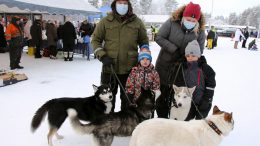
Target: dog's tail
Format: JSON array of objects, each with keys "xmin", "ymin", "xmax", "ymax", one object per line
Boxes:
[
  {"xmin": 67, "ymin": 108, "xmax": 95, "ymax": 134},
  {"xmin": 31, "ymin": 99, "xmax": 55, "ymax": 132}
]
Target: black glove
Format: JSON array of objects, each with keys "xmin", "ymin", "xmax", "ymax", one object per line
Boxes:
[
  {"xmin": 199, "ymin": 98, "xmax": 212, "ymax": 111},
  {"xmin": 101, "ymin": 56, "xmax": 113, "ymax": 66}
]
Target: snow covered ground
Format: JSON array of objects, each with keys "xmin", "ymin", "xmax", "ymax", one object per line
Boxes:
[{"xmin": 0, "ymin": 37, "xmax": 260, "ymax": 146}]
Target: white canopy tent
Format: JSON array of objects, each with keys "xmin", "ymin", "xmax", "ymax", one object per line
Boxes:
[
  {"xmin": 140, "ymin": 15, "xmax": 170, "ymax": 26},
  {"xmin": 0, "ymin": 4, "xmax": 30, "ymax": 13},
  {"xmin": 15, "ymin": 0, "xmax": 100, "ymax": 14}
]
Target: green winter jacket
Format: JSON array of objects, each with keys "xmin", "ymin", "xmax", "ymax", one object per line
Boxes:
[{"xmin": 91, "ymin": 13, "xmax": 148, "ymax": 74}]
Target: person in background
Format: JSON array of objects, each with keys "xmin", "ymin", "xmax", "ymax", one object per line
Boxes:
[
  {"xmin": 155, "ymin": 2, "xmax": 206, "ymax": 118},
  {"xmin": 242, "ymin": 27, "xmax": 249, "ymax": 48},
  {"xmin": 61, "ymin": 21, "xmax": 76, "ymax": 61},
  {"xmin": 206, "ymin": 25, "xmax": 216, "ymax": 49},
  {"xmin": 91, "ymin": 0, "xmax": 149, "ymax": 111},
  {"xmin": 0, "ymin": 16, "xmax": 7, "ymax": 53},
  {"xmin": 5, "ymin": 16, "xmax": 24, "ymax": 70},
  {"xmin": 56, "ymin": 22, "xmax": 63, "ymax": 51},
  {"xmin": 46, "ymin": 20, "xmax": 57, "ymax": 59},
  {"xmin": 30, "ymin": 19, "xmax": 42, "ymax": 58},
  {"xmin": 23, "ymin": 20, "xmax": 32, "ymax": 48},
  {"xmin": 79, "ymin": 20, "xmax": 94, "ymax": 60},
  {"xmin": 234, "ymin": 28, "xmax": 245, "ymax": 49},
  {"xmin": 248, "ymin": 39, "xmax": 258, "ymax": 51}
]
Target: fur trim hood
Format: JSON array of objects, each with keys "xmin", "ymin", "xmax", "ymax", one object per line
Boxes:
[{"xmin": 171, "ymin": 5, "xmax": 206, "ymax": 31}]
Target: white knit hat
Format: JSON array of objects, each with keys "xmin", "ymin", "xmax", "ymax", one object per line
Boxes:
[{"xmin": 185, "ymin": 40, "xmax": 201, "ymax": 57}]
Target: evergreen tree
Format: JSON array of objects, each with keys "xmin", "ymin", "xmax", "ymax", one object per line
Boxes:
[
  {"xmin": 131, "ymin": 0, "xmax": 141, "ymax": 15},
  {"xmin": 228, "ymin": 13, "xmax": 238, "ymax": 25},
  {"xmin": 140, "ymin": 0, "xmax": 152, "ymax": 15},
  {"xmin": 247, "ymin": 7, "xmax": 258, "ymax": 27},
  {"xmin": 164, "ymin": 0, "xmax": 178, "ymax": 15},
  {"xmin": 238, "ymin": 9, "xmax": 250, "ymax": 26},
  {"xmin": 88, "ymin": 0, "xmax": 99, "ymax": 8},
  {"xmin": 102, "ymin": 0, "xmax": 113, "ymax": 6}
]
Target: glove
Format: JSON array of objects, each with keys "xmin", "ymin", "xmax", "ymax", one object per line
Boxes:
[
  {"xmin": 101, "ymin": 56, "xmax": 113, "ymax": 66},
  {"xmin": 199, "ymin": 98, "xmax": 212, "ymax": 110}
]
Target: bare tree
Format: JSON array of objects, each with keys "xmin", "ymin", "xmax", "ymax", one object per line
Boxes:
[
  {"xmin": 102, "ymin": 0, "xmax": 113, "ymax": 6},
  {"xmin": 140, "ymin": 0, "xmax": 152, "ymax": 15},
  {"xmin": 164, "ymin": 0, "xmax": 178, "ymax": 15},
  {"xmin": 88, "ymin": 0, "xmax": 99, "ymax": 8}
]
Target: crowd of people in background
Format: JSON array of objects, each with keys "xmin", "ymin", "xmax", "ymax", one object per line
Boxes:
[{"xmin": 0, "ymin": 15, "xmax": 96, "ymax": 70}]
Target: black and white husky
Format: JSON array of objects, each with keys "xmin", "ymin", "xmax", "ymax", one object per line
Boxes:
[
  {"xmin": 67, "ymin": 88, "xmax": 155, "ymax": 146},
  {"xmin": 31, "ymin": 84, "xmax": 113, "ymax": 146}
]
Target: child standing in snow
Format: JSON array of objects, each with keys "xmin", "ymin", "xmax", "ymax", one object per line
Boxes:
[
  {"xmin": 125, "ymin": 45, "xmax": 161, "ymax": 104},
  {"xmin": 172, "ymin": 40, "xmax": 216, "ymax": 120}
]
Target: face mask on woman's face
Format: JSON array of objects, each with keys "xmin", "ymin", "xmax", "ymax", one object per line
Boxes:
[
  {"xmin": 182, "ymin": 19, "xmax": 196, "ymax": 30},
  {"xmin": 116, "ymin": 3, "xmax": 128, "ymax": 16}
]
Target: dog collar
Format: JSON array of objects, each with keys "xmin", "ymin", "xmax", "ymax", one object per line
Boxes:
[{"xmin": 207, "ymin": 120, "xmax": 222, "ymax": 135}]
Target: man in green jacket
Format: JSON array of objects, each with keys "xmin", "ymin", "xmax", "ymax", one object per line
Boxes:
[{"xmin": 92, "ymin": 0, "xmax": 149, "ymax": 111}]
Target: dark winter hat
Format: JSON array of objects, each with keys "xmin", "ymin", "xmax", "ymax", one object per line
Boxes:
[
  {"xmin": 185, "ymin": 40, "xmax": 201, "ymax": 57},
  {"xmin": 183, "ymin": 2, "xmax": 201, "ymax": 21}
]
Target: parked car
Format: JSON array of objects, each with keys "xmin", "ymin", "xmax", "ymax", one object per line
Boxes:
[{"xmin": 217, "ymin": 28, "xmax": 236, "ymax": 37}]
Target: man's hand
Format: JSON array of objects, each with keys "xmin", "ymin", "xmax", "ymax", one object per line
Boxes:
[{"xmin": 101, "ymin": 56, "xmax": 113, "ymax": 66}]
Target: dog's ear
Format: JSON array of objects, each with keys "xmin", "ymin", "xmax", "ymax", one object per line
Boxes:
[
  {"xmin": 213, "ymin": 105, "xmax": 220, "ymax": 114},
  {"xmin": 172, "ymin": 84, "xmax": 179, "ymax": 93},
  {"xmin": 188, "ymin": 86, "xmax": 196, "ymax": 95},
  {"xmin": 224, "ymin": 112, "xmax": 233, "ymax": 123},
  {"xmin": 92, "ymin": 84, "xmax": 98, "ymax": 92}
]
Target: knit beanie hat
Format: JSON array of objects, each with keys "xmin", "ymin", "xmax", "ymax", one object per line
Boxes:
[
  {"xmin": 138, "ymin": 44, "xmax": 152, "ymax": 62},
  {"xmin": 183, "ymin": 2, "xmax": 201, "ymax": 21},
  {"xmin": 185, "ymin": 40, "xmax": 201, "ymax": 57}
]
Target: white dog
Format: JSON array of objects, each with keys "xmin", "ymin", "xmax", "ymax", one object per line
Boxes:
[
  {"xmin": 129, "ymin": 105, "xmax": 234, "ymax": 146},
  {"xmin": 170, "ymin": 84, "xmax": 196, "ymax": 120}
]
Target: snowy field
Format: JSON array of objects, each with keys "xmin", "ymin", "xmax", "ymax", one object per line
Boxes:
[{"xmin": 0, "ymin": 37, "xmax": 260, "ymax": 146}]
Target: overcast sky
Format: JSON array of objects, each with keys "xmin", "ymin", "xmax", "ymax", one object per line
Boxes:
[{"xmin": 175, "ymin": 0, "xmax": 260, "ymax": 17}]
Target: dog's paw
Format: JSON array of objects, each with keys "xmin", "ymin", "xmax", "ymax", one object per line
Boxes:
[{"xmin": 67, "ymin": 108, "xmax": 78, "ymax": 118}]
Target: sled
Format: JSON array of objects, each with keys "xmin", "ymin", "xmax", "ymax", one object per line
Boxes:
[{"xmin": 0, "ymin": 71, "xmax": 28, "ymax": 87}]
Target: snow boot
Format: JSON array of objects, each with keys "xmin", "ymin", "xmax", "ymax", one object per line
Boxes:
[
  {"xmin": 68, "ymin": 52, "xmax": 74, "ymax": 61},
  {"xmin": 64, "ymin": 52, "xmax": 68, "ymax": 61}
]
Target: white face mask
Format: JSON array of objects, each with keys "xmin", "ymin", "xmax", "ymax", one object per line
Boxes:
[
  {"xmin": 116, "ymin": 3, "xmax": 128, "ymax": 16},
  {"xmin": 183, "ymin": 19, "xmax": 196, "ymax": 30}
]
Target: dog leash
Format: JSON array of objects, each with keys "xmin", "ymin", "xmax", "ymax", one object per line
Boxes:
[
  {"xmin": 181, "ymin": 65, "xmax": 205, "ymax": 119},
  {"xmin": 110, "ymin": 65, "xmax": 137, "ymax": 107},
  {"xmin": 167, "ymin": 63, "xmax": 182, "ymax": 114}
]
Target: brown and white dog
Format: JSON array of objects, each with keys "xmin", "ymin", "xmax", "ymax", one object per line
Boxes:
[{"xmin": 130, "ymin": 105, "xmax": 234, "ymax": 146}]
